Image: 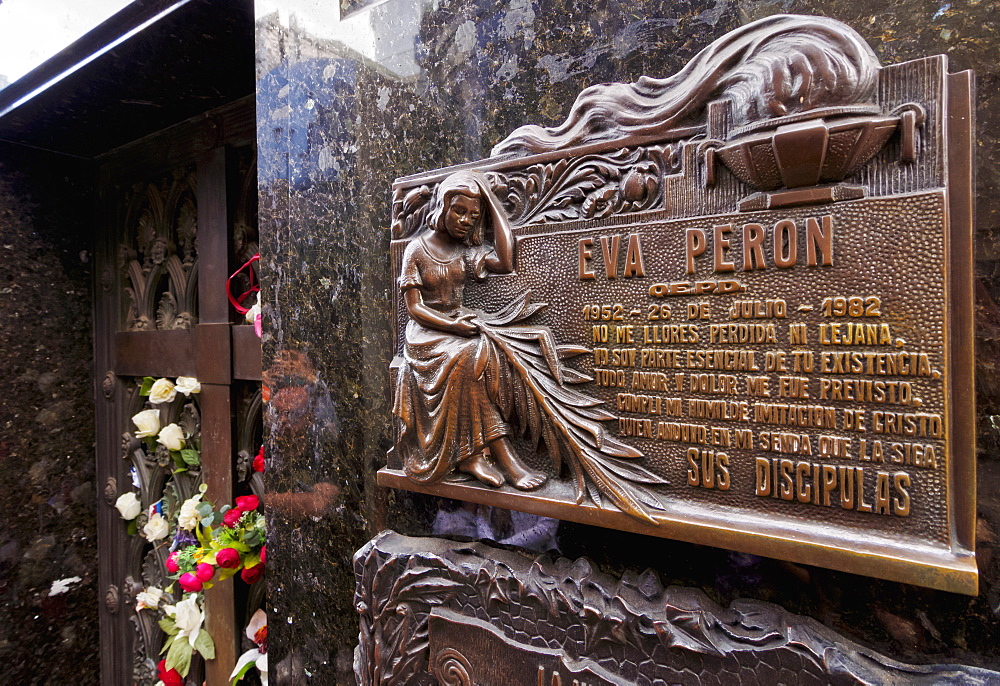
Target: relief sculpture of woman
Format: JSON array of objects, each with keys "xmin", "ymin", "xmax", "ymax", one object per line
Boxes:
[
  {"xmin": 393, "ymin": 171, "xmax": 548, "ymax": 490},
  {"xmin": 393, "ymin": 171, "xmax": 666, "ymax": 523}
]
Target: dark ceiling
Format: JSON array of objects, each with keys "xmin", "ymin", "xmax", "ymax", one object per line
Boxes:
[{"xmin": 0, "ymin": 0, "xmax": 254, "ymax": 159}]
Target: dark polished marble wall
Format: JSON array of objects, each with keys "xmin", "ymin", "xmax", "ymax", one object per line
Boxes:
[
  {"xmin": 256, "ymin": 1, "xmax": 1000, "ymax": 683},
  {"xmin": 0, "ymin": 144, "xmax": 98, "ymax": 684}
]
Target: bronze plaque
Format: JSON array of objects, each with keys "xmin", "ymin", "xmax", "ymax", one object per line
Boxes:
[{"xmin": 378, "ymin": 15, "xmax": 977, "ymax": 594}]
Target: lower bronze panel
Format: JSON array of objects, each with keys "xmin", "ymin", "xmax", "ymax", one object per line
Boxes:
[{"xmin": 354, "ymin": 532, "xmax": 996, "ymax": 685}]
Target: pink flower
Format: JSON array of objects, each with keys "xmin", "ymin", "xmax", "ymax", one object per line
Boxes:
[
  {"xmin": 253, "ymin": 446, "xmax": 265, "ymax": 473},
  {"xmin": 178, "ymin": 572, "xmax": 203, "ymax": 593},
  {"xmin": 222, "ymin": 508, "xmax": 243, "ymax": 528},
  {"xmin": 259, "ymin": 545, "xmax": 266, "ymax": 564},
  {"xmin": 216, "ymin": 547, "xmax": 241, "ymax": 569},
  {"xmin": 235, "ymin": 495, "xmax": 260, "ymax": 513},
  {"xmin": 195, "ymin": 563, "xmax": 215, "ymax": 582},
  {"xmin": 241, "ymin": 564, "xmax": 264, "ymax": 584},
  {"xmin": 165, "ymin": 552, "xmax": 180, "ymax": 574}
]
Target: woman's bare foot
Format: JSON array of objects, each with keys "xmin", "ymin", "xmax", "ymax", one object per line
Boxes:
[
  {"xmin": 459, "ymin": 452, "xmax": 505, "ymax": 487},
  {"xmin": 490, "ymin": 438, "xmax": 547, "ymax": 490}
]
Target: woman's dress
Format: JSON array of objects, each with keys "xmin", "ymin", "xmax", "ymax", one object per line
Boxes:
[{"xmin": 393, "ymin": 235, "xmax": 509, "ymax": 483}]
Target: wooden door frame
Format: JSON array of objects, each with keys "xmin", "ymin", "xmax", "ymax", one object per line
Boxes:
[{"xmin": 94, "ymin": 96, "xmax": 260, "ymax": 685}]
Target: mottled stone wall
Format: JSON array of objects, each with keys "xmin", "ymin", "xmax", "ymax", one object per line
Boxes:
[
  {"xmin": 0, "ymin": 144, "xmax": 98, "ymax": 684},
  {"xmin": 256, "ymin": 2, "xmax": 1000, "ymax": 683}
]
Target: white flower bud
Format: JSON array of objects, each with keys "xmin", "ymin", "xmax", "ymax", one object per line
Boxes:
[
  {"xmin": 148, "ymin": 378, "xmax": 177, "ymax": 404},
  {"xmin": 175, "ymin": 377, "xmax": 201, "ymax": 396},
  {"xmin": 143, "ymin": 512, "xmax": 170, "ymax": 541},
  {"xmin": 131, "ymin": 409, "xmax": 161, "ymax": 439},
  {"xmin": 114, "ymin": 492, "xmax": 142, "ymax": 520},
  {"xmin": 177, "ymin": 494, "xmax": 203, "ymax": 531},
  {"xmin": 135, "ymin": 586, "xmax": 165, "ymax": 612},
  {"xmin": 157, "ymin": 423, "xmax": 186, "ymax": 451}
]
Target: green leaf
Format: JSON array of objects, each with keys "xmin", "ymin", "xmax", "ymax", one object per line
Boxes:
[
  {"xmin": 201, "ymin": 513, "xmax": 215, "ymax": 527},
  {"xmin": 171, "ymin": 451, "xmax": 186, "ymax": 469},
  {"xmin": 196, "ymin": 502, "xmax": 213, "ymax": 517},
  {"xmin": 243, "ymin": 531, "xmax": 260, "ymax": 548},
  {"xmin": 160, "ymin": 634, "xmax": 174, "ymax": 656},
  {"xmin": 165, "ymin": 636, "xmax": 193, "ymax": 676},
  {"xmin": 126, "ymin": 520, "xmax": 138, "ymax": 536},
  {"xmin": 230, "ymin": 652, "xmax": 259, "ymax": 684},
  {"xmin": 139, "ymin": 377, "xmax": 156, "ymax": 396},
  {"xmin": 158, "ymin": 617, "xmax": 179, "ymax": 636},
  {"xmin": 180, "ymin": 449, "xmax": 201, "ymax": 466},
  {"xmin": 193, "ymin": 628, "xmax": 216, "ymax": 660}
]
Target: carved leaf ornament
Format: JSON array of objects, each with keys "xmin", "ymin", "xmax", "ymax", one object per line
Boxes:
[
  {"xmin": 356, "ymin": 533, "xmax": 1000, "ymax": 685},
  {"xmin": 122, "ymin": 172, "xmax": 199, "ymax": 331},
  {"xmin": 391, "ymin": 145, "xmax": 677, "ymax": 240},
  {"xmin": 474, "ymin": 292, "xmax": 668, "ymax": 523}
]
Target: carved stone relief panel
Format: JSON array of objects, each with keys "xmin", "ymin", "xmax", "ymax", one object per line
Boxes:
[
  {"xmin": 379, "ymin": 15, "xmax": 976, "ymax": 593},
  {"xmin": 120, "ymin": 168, "xmax": 199, "ymax": 331},
  {"xmin": 355, "ymin": 532, "xmax": 999, "ymax": 685}
]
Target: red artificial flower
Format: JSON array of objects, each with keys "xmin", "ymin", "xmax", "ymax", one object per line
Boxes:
[
  {"xmin": 165, "ymin": 552, "xmax": 180, "ymax": 574},
  {"xmin": 195, "ymin": 563, "xmax": 215, "ymax": 582},
  {"xmin": 178, "ymin": 572, "xmax": 203, "ymax": 593},
  {"xmin": 241, "ymin": 564, "xmax": 264, "ymax": 584},
  {"xmin": 235, "ymin": 495, "xmax": 260, "ymax": 513},
  {"xmin": 253, "ymin": 623, "xmax": 268, "ymax": 652},
  {"xmin": 253, "ymin": 446, "xmax": 265, "ymax": 473},
  {"xmin": 216, "ymin": 547, "xmax": 241, "ymax": 569},
  {"xmin": 222, "ymin": 508, "xmax": 243, "ymax": 528},
  {"xmin": 157, "ymin": 659, "xmax": 183, "ymax": 686},
  {"xmin": 259, "ymin": 545, "xmax": 266, "ymax": 564}
]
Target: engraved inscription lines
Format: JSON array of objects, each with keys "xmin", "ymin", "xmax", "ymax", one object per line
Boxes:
[{"xmin": 500, "ymin": 192, "xmax": 949, "ymax": 541}]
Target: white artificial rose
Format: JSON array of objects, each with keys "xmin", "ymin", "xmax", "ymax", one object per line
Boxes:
[
  {"xmin": 157, "ymin": 423, "xmax": 186, "ymax": 451},
  {"xmin": 131, "ymin": 409, "xmax": 161, "ymax": 438},
  {"xmin": 175, "ymin": 376, "xmax": 201, "ymax": 396},
  {"xmin": 148, "ymin": 378, "xmax": 177, "ymax": 404},
  {"xmin": 115, "ymin": 492, "xmax": 142, "ymax": 520},
  {"xmin": 173, "ymin": 595, "xmax": 205, "ymax": 648},
  {"xmin": 177, "ymin": 494, "xmax": 203, "ymax": 531},
  {"xmin": 143, "ymin": 512, "xmax": 170, "ymax": 541},
  {"xmin": 135, "ymin": 586, "xmax": 164, "ymax": 612}
]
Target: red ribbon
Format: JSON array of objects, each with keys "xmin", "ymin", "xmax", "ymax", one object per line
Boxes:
[{"xmin": 226, "ymin": 253, "xmax": 260, "ymax": 314}]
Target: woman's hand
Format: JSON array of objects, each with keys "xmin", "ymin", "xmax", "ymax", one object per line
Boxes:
[
  {"xmin": 469, "ymin": 170, "xmax": 515, "ymax": 274},
  {"xmin": 470, "ymin": 171, "xmax": 503, "ymax": 210},
  {"xmin": 450, "ymin": 313, "xmax": 479, "ymax": 336}
]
